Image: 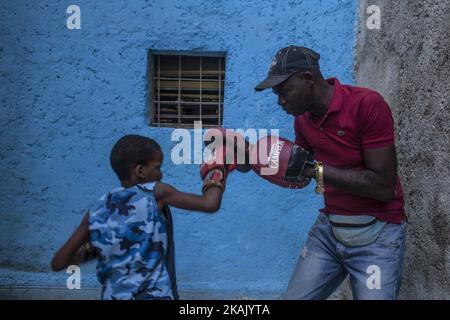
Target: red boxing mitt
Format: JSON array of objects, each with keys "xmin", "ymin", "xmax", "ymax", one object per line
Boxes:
[{"xmin": 250, "ymin": 135, "xmax": 314, "ymax": 189}]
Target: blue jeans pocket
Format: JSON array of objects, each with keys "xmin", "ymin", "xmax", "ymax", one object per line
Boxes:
[{"xmin": 316, "ymin": 213, "xmax": 329, "ymax": 225}]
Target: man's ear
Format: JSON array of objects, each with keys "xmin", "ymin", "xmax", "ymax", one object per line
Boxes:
[{"xmin": 299, "ymin": 71, "xmax": 314, "ymax": 83}]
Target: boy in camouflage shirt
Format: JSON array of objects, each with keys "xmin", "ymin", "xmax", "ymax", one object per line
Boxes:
[{"xmin": 51, "ymin": 133, "xmax": 233, "ymax": 299}]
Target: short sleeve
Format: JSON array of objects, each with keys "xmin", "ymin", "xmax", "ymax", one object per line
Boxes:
[
  {"xmin": 359, "ymin": 93, "xmax": 395, "ymax": 149},
  {"xmin": 294, "ymin": 117, "xmax": 312, "ymax": 151}
]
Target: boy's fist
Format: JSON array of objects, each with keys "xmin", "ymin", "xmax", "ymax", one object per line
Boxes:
[
  {"xmin": 201, "ymin": 168, "xmax": 226, "ymax": 192},
  {"xmin": 201, "ymin": 128, "xmax": 240, "ymax": 192},
  {"xmin": 200, "ymin": 144, "xmax": 235, "ymax": 192}
]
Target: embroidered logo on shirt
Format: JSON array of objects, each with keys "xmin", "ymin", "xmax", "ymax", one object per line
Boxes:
[{"xmin": 337, "ymin": 130, "xmax": 346, "ymax": 136}]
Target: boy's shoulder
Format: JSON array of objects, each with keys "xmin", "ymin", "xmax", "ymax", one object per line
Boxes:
[
  {"xmin": 152, "ymin": 181, "xmax": 177, "ymax": 201},
  {"xmin": 136, "ymin": 182, "xmax": 157, "ymax": 193},
  {"xmin": 88, "ymin": 183, "xmax": 159, "ymax": 219}
]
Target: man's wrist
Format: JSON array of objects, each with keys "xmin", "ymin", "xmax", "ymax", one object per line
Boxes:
[{"xmin": 314, "ymin": 161, "xmax": 325, "ymax": 194}]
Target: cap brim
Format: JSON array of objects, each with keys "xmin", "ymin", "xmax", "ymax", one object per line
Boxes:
[{"xmin": 254, "ymin": 74, "xmax": 291, "ymax": 92}]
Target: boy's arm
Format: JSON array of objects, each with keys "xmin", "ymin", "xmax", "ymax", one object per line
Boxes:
[
  {"xmin": 155, "ymin": 128, "xmax": 237, "ymax": 213},
  {"xmin": 154, "ymin": 182, "xmax": 223, "ymax": 213},
  {"xmin": 51, "ymin": 213, "xmax": 90, "ymax": 271}
]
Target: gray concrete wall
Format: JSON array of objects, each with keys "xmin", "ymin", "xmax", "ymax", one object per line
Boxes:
[{"xmin": 354, "ymin": 0, "xmax": 450, "ymax": 299}]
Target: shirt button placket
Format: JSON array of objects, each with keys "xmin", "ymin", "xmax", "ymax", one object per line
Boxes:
[{"xmin": 319, "ymin": 126, "xmax": 328, "ymax": 146}]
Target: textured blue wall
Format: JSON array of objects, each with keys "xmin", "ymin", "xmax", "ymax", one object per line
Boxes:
[{"xmin": 0, "ymin": 0, "xmax": 356, "ymax": 298}]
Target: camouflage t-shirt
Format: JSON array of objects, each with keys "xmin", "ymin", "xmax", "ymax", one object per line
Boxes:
[{"xmin": 88, "ymin": 182, "xmax": 176, "ymax": 300}]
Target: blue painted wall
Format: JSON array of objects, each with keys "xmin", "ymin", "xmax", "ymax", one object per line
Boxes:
[{"xmin": 0, "ymin": 0, "xmax": 356, "ymax": 298}]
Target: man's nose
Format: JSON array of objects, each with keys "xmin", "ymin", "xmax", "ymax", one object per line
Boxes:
[{"xmin": 278, "ymin": 96, "xmax": 286, "ymax": 107}]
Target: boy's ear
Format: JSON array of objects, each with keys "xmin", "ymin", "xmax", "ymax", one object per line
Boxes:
[{"xmin": 135, "ymin": 164, "xmax": 147, "ymax": 179}]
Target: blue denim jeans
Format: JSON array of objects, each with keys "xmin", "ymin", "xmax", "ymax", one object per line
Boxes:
[{"xmin": 283, "ymin": 213, "xmax": 407, "ymax": 300}]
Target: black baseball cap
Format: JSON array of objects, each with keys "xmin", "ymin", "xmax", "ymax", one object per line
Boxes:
[{"xmin": 255, "ymin": 45, "xmax": 320, "ymax": 92}]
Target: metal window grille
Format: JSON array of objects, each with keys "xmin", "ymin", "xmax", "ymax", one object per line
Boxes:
[{"xmin": 149, "ymin": 52, "xmax": 226, "ymax": 128}]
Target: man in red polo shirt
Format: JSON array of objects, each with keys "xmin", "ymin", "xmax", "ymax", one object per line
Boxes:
[{"xmin": 253, "ymin": 45, "xmax": 407, "ymax": 299}]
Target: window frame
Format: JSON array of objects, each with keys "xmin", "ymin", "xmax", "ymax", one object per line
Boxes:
[{"xmin": 148, "ymin": 50, "xmax": 226, "ymax": 128}]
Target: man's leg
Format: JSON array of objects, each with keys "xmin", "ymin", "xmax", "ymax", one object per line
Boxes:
[
  {"xmin": 283, "ymin": 213, "xmax": 347, "ymax": 300},
  {"xmin": 345, "ymin": 221, "xmax": 407, "ymax": 300}
]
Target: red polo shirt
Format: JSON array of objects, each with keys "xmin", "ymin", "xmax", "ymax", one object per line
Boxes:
[{"xmin": 294, "ymin": 78, "xmax": 405, "ymax": 223}]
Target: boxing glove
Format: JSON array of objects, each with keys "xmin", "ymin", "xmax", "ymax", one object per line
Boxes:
[{"xmin": 250, "ymin": 135, "xmax": 314, "ymax": 189}]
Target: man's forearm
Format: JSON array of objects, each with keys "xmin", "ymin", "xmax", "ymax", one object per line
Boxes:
[{"xmin": 308, "ymin": 165, "xmax": 395, "ymax": 202}]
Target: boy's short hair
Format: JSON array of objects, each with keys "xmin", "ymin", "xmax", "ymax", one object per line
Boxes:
[{"xmin": 110, "ymin": 134, "xmax": 162, "ymax": 181}]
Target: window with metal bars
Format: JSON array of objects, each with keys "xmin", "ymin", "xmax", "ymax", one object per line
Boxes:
[{"xmin": 148, "ymin": 51, "xmax": 226, "ymax": 128}]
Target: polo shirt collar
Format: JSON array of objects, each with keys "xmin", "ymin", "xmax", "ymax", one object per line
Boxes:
[
  {"xmin": 308, "ymin": 77, "xmax": 343, "ymax": 127},
  {"xmin": 326, "ymin": 78, "xmax": 343, "ymax": 113}
]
